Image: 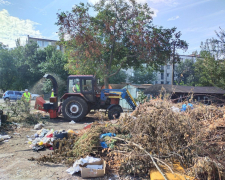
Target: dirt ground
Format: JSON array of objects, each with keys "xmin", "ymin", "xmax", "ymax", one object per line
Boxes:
[
  {"xmin": 0, "ymin": 100, "xmax": 111, "ymax": 180},
  {"xmin": 0, "ymin": 117, "xmax": 101, "ymax": 180}
]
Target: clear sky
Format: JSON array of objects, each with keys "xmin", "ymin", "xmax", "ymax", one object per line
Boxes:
[{"xmin": 0, "ymin": 0, "xmax": 224, "ymax": 55}]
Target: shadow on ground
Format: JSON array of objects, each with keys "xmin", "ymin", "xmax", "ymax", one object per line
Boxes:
[{"xmin": 45, "ymin": 112, "xmax": 106, "ymax": 125}]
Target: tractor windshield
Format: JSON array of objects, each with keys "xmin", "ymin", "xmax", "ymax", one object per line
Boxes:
[{"xmin": 82, "ymin": 79, "xmax": 93, "ymax": 92}]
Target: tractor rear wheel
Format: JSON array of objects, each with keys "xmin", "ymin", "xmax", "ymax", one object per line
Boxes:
[
  {"xmin": 108, "ymin": 106, "xmax": 123, "ymax": 120},
  {"xmin": 62, "ymin": 96, "xmax": 88, "ymax": 122}
]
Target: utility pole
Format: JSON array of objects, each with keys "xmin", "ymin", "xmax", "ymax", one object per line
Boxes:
[{"xmin": 171, "ymin": 43, "xmax": 175, "ymax": 85}]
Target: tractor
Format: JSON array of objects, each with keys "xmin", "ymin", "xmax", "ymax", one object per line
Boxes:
[{"xmin": 35, "ymin": 74, "xmax": 137, "ymax": 121}]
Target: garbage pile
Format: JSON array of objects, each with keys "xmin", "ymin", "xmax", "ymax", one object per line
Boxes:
[
  {"xmin": 0, "ymin": 134, "xmax": 11, "ymax": 142},
  {"xmin": 27, "ymin": 127, "xmax": 76, "ymax": 152},
  {"xmin": 35, "ymin": 99, "xmax": 225, "ymax": 179}
]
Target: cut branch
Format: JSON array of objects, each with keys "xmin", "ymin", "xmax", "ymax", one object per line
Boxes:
[{"xmin": 111, "ymin": 137, "xmax": 168, "ymax": 180}]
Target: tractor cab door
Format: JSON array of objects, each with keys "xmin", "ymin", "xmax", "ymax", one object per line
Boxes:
[{"xmin": 81, "ymin": 78, "xmax": 95, "ymax": 102}]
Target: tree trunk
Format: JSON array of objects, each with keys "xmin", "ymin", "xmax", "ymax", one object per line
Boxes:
[
  {"xmin": 104, "ymin": 39, "xmax": 115, "ymax": 89},
  {"xmin": 104, "ymin": 76, "xmax": 109, "ymax": 89}
]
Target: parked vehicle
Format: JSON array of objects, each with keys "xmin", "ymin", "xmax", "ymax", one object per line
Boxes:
[
  {"xmin": 3, "ymin": 91, "xmax": 23, "ymax": 101},
  {"xmin": 31, "ymin": 94, "xmax": 40, "ymax": 100}
]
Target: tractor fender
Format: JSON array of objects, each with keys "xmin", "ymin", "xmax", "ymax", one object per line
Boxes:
[{"xmin": 107, "ymin": 104, "xmax": 123, "ymax": 112}]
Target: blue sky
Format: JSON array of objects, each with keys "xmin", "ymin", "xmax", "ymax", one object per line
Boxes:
[{"xmin": 0, "ymin": 0, "xmax": 224, "ymax": 55}]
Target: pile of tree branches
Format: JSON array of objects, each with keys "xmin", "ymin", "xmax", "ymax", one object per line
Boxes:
[{"xmin": 36, "ymin": 99, "xmax": 225, "ymax": 179}]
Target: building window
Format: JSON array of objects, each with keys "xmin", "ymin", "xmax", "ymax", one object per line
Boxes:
[
  {"xmin": 167, "ymin": 65, "xmax": 170, "ymax": 69},
  {"xmin": 155, "ymin": 81, "xmax": 158, "ymax": 84},
  {"xmin": 37, "ymin": 40, "xmax": 42, "ymax": 47},
  {"xmin": 44, "ymin": 41, "xmax": 49, "ymax": 47},
  {"xmin": 161, "ymin": 73, "xmax": 164, "ymax": 80},
  {"xmin": 167, "ymin": 81, "xmax": 170, "ymax": 84},
  {"xmin": 161, "ymin": 81, "xmax": 164, "ymax": 84},
  {"xmin": 161, "ymin": 65, "xmax": 164, "ymax": 70},
  {"xmin": 167, "ymin": 73, "xmax": 169, "ymax": 77}
]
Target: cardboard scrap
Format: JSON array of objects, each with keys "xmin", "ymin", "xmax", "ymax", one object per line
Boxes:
[
  {"xmin": 80, "ymin": 159, "xmax": 106, "ymax": 178},
  {"xmin": 66, "ymin": 156, "xmax": 105, "ymax": 178}
]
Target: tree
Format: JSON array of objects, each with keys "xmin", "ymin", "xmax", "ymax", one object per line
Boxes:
[
  {"xmin": 169, "ymin": 31, "xmax": 188, "ymax": 85},
  {"xmin": 12, "ymin": 40, "xmax": 68, "ymax": 90},
  {"xmin": 56, "ymin": 0, "xmax": 177, "ymax": 88},
  {"xmin": 108, "ymin": 70, "xmax": 127, "ymax": 84},
  {"xmin": 38, "ymin": 46, "xmax": 68, "ymax": 80},
  {"xmin": 194, "ymin": 51, "xmax": 225, "ymax": 88},
  {"xmin": 175, "ymin": 59, "xmax": 195, "ymax": 86},
  {"xmin": 129, "ymin": 66, "xmax": 155, "ymax": 84},
  {"xmin": 201, "ymin": 27, "xmax": 225, "ymax": 60},
  {"xmin": 0, "ymin": 39, "xmax": 69, "ymax": 91},
  {"xmin": 11, "ymin": 40, "xmax": 43, "ymax": 90},
  {"xmin": 195, "ymin": 28, "xmax": 225, "ymax": 88},
  {"xmin": 0, "ymin": 42, "xmax": 8, "ymax": 50},
  {"xmin": 0, "ymin": 45, "xmax": 17, "ymax": 91}
]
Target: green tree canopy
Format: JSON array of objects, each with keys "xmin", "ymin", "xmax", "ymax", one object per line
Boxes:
[
  {"xmin": 0, "ymin": 39, "xmax": 68, "ymax": 92},
  {"xmin": 108, "ymin": 70, "xmax": 127, "ymax": 84},
  {"xmin": 56, "ymin": 0, "xmax": 180, "ymax": 88},
  {"xmin": 175, "ymin": 59, "xmax": 195, "ymax": 86},
  {"xmin": 0, "ymin": 45, "xmax": 17, "ymax": 91},
  {"xmin": 129, "ymin": 66, "xmax": 155, "ymax": 84},
  {"xmin": 38, "ymin": 45, "xmax": 68, "ymax": 80},
  {"xmin": 195, "ymin": 27, "xmax": 225, "ymax": 88},
  {"xmin": 194, "ymin": 51, "xmax": 225, "ymax": 88},
  {"xmin": 201, "ymin": 27, "xmax": 225, "ymax": 60}
]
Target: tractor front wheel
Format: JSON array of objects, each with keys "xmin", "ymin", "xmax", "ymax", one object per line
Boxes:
[
  {"xmin": 108, "ymin": 106, "xmax": 123, "ymax": 120},
  {"xmin": 62, "ymin": 96, "xmax": 88, "ymax": 122}
]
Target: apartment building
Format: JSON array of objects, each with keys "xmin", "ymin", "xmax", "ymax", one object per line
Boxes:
[
  {"xmin": 154, "ymin": 55, "xmax": 199, "ymax": 85},
  {"xmin": 124, "ymin": 54, "xmax": 200, "ymax": 84},
  {"xmin": 27, "ymin": 35, "xmax": 62, "ymax": 51}
]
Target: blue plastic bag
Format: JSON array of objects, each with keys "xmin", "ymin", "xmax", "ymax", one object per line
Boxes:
[
  {"xmin": 100, "ymin": 133, "xmax": 116, "ymax": 148},
  {"xmin": 188, "ymin": 103, "xmax": 193, "ymax": 109},
  {"xmin": 100, "ymin": 142, "xmax": 108, "ymax": 148},
  {"xmin": 100, "ymin": 133, "xmax": 116, "ymax": 139},
  {"xmin": 180, "ymin": 103, "xmax": 193, "ymax": 112}
]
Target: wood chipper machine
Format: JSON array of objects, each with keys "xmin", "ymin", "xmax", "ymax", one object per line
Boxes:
[{"xmin": 35, "ymin": 74, "xmax": 137, "ymax": 122}]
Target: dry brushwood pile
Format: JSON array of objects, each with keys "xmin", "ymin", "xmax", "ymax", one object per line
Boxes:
[
  {"xmin": 0, "ymin": 100, "xmax": 44, "ymax": 125},
  {"xmin": 36, "ymin": 99, "xmax": 225, "ymax": 180}
]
